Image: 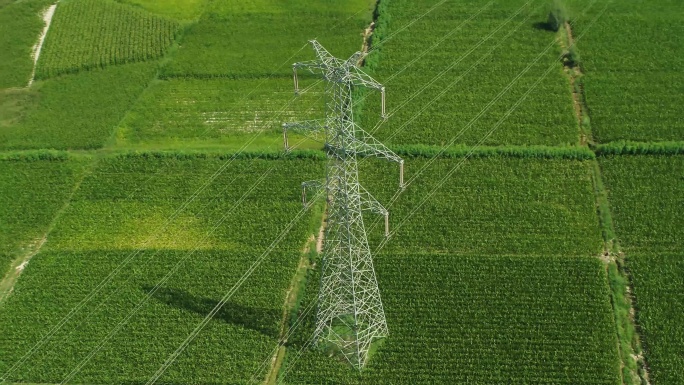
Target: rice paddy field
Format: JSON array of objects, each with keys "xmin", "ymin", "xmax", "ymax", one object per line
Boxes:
[{"xmin": 0, "ymin": 0, "xmax": 681, "ymax": 384}]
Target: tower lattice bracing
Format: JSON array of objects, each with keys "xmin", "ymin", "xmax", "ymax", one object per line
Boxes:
[{"xmin": 283, "ymin": 40, "xmax": 403, "ymax": 369}]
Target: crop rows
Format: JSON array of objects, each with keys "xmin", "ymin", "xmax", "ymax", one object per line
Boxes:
[
  {"xmin": 566, "ymin": 0, "xmax": 684, "ymax": 142},
  {"xmin": 359, "ymin": 0, "xmax": 578, "ymax": 147},
  {"xmin": 360, "ymin": 157, "xmax": 603, "ymax": 257},
  {"xmin": 3, "ymin": 0, "xmax": 680, "ymax": 383},
  {"xmin": 0, "ymin": 156, "xmax": 86, "ymax": 278},
  {"xmin": 114, "ymin": 0, "xmax": 376, "ymax": 150},
  {"xmin": 599, "ymin": 155, "xmax": 683, "ymax": 254},
  {"xmin": 0, "ymin": 156, "xmax": 324, "ymax": 383},
  {"xmin": 35, "ymin": 0, "xmax": 179, "ymax": 79},
  {"xmin": 116, "ymin": 0, "xmax": 207, "ymax": 21},
  {"xmin": 628, "ymin": 254, "xmax": 684, "ymax": 385},
  {"xmin": 282, "ymin": 255, "xmax": 621, "ymax": 384}
]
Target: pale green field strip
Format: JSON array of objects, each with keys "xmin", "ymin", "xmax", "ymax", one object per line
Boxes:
[
  {"xmin": 281, "ymin": 255, "xmax": 621, "ymax": 384},
  {"xmin": 114, "ymin": 77, "xmax": 325, "ymax": 151},
  {"xmin": 360, "ymin": 0, "xmax": 578, "ymax": 147},
  {"xmin": 565, "ymin": 0, "xmax": 684, "ymax": 142},
  {"xmin": 0, "ymin": 157, "xmax": 324, "ymax": 383}
]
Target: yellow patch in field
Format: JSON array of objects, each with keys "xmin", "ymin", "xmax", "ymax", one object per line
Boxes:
[{"xmin": 49, "ymin": 202, "xmax": 228, "ymax": 252}]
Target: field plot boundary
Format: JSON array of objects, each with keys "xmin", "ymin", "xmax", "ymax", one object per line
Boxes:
[
  {"xmin": 556, "ymin": 27, "xmax": 651, "ymax": 385},
  {"xmin": 589, "ymin": 156, "xmax": 649, "ymax": 385},
  {"xmin": 594, "ymin": 141, "xmax": 684, "ymax": 157}
]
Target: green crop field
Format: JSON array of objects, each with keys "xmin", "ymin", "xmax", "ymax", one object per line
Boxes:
[
  {"xmin": 0, "ymin": 0, "xmax": 682, "ymax": 383},
  {"xmin": 162, "ymin": 0, "xmax": 376, "ymax": 78},
  {"xmin": 566, "ymin": 0, "xmax": 684, "ymax": 142},
  {"xmin": 0, "ymin": 0, "xmax": 53, "ymax": 88},
  {"xmin": 115, "ymin": 0, "xmax": 207, "ymax": 20},
  {"xmin": 0, "ymin": 154, "xmax": 86, "ymax": 279},
  {"xmin": 283, "ymin": 255, "xmax": 621, "ymax": 384},
  {"xmin": 362, "ymin": 156, "xmax": 603, "ymax": 257},
  {"xmin": 628, "ymin": 254, "xmax": 684, "ymax": 385},
  {"xmin": 0, "ymin": 155, "xmax": 325, "ymax": 383},
  {"xmin": 599, "ymin": 155, "xmax": 683, "ymax": 254},
  {"xmin": 359, "ymin": 0, "xmax": 578, "ymax": 147},
  {"xmin": 114, "ymin": 77, "xmax": 324, "ymax": 150},
  {"xmin": 35, "ymin": 0, "xmax": 180, "ymax": 79},
  {"xmin": 0, "ymin": 62, "xmax": 156, "ymax": 150},
  {"xmin": 599, "ymin": 154, "xmax": 684, "ymax": 382}
]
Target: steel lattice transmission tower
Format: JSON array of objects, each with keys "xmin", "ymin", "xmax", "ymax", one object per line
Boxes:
[{"xmin": 282, "ymin": 40, "xmax": 404, "ymax": 369}]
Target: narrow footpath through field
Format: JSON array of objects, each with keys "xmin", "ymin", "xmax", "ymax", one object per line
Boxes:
[
  {"xmin": 0, "ymin": 159, "xmax": 91, "ymax": 304},
  {"xmin": 265, "ymin": 211, "xmax": 326, "ymax": 384},
  {"xmin": 557, "ymin": 20, "xmax": 651, "ymax": 385},
  {"xmin": 28, "ymin": 3, "xmax": 57, "ymax": 87}
]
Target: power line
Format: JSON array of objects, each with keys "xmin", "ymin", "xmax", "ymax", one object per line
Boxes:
[
  {"xmin": 144, "ymin": 187, "xmax": 327, "ymax": 385},
  {"xmin": 1, "ymin": 5, "xmax": 450, "ymax": 379},
  {"xmin": 276, "ymin": 0, "xmax": 611, "ymax": 382},
  {"xmin": 374, "ymin": 0, "xmax": 609, "ymax": 250},
  {"xmin": 6, "ymin": 2, "xmax": 520, "ymax": 380}
]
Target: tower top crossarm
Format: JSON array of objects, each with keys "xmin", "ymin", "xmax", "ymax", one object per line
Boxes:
[
  {"xmin": 292, "ymin": 39, "xmax": 390, "ymax": 123},
  {"xmin": 294, "ymin": 40, "xmax": 384, "ymax": 90}
]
